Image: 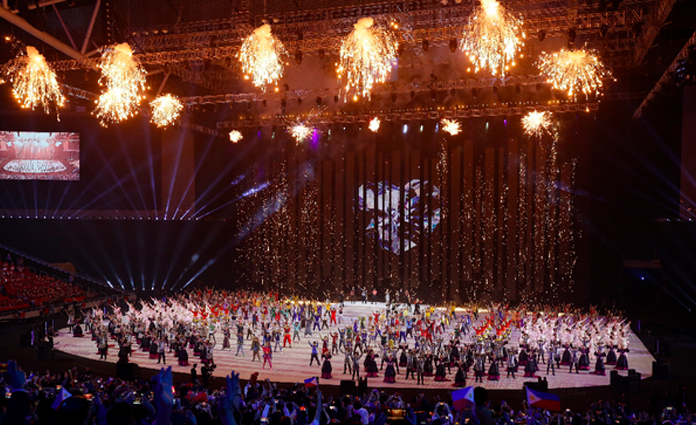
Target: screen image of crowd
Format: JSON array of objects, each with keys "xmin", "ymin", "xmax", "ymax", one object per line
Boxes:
[{"xmin": 0, "ymin": 132, "xmax": 80, "ymax": 181}]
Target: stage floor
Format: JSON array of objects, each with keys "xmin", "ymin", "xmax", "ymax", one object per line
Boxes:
[{"xmin": 54, "ymin": 302, "xmax": 655, "ymax": 390}]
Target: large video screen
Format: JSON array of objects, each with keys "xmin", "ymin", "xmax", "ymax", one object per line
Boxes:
[{"xmin": 0, "ymin": 131, "xmax": 79, "ymax": 180}]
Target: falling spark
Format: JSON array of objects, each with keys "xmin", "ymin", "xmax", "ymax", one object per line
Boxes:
[
  {"xmin": 94, "ymin": 43, "xmax": 146, "ymax": 125},
  {"xmin": 441, "ymin": 118, "xmax": 462, "ymax": 136},
  {"xmin": 369, "ymin": 117, "xmax": 381, "ymax": 132},
  {"xmin": 239, "ymin": 24, "xmax": 286, "ymax": 91},
  {"xmin": 288, "ymin": 123, "xmax": 313, "ymax": 143},
  {"xmin": 461, "ymin": 0, "xmax": 525, "ymax": 76},
  {"xmin": 522, "ymin": 110, "xmax": 553, "ymax": 138},
  {"xmin": 4, "ymin": 46, "xmax": 64, "ymax": 117},
  {"xmin": 229, "ymin": 130, "xmax": 243, "ymax": 143},
  {"xmin": 537, "ymin": 47, "xmax": 611, "ymax": 99},
  {"xmin": 337, "ymin": 17, "xmax": 398, "ymax": 99},
  {"xmin": 150, "ymin": 94, "xmax": 183, "ymax": 127}
]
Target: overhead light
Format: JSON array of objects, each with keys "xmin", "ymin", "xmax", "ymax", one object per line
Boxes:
[
  {"xmin": 632, "ymin": 22, "xmax": 643, "ymax": 39},
  {"xmin": 567, "ymin": 28, "xmax": 577, "ymax": 47},
  {"xmin": 449, "ymin": 38, "xmax": 458, "ymax": 53},
  {"xmin": 538, "ymin": 29, "xmax": 546, "ymax": 42}
]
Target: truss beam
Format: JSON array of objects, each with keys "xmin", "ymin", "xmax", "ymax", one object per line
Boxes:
[
  {"xmin": 216, "ymin": 102, "xmax": 600, "ymax": 128},
  {"xmin": 0, "ymin": 5, "xmax": 83, "ymax": 59},
  {"xmin": 633, "ymin": 0, "xmax": 678, "ymax": 66},
  {"xmin": 633, "ymin": 30, "xmax": 696, "ymax": 120}
]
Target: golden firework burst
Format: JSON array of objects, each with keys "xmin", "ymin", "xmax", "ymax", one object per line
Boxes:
[
  {"xmin": 94, "ymin": 43, "xmax": 146, "ymax": 126},
  {"xmin": 369, "ymin": 117, "xmax": 381, "ymax": 132},
  {"xmin": 239, "ymin": 24, "xmax": 286, "ymax": 91},
  {"xmin": 522, "ymin": 110, "xmax": 554, "ymax": 138},
  {"xmin": 536, "ymin": 47, "xmax": 611, "ymax": 99},
  {"xmin": 461, "ymin": 0, "xmax": 525, "ymax": 77},
  {"xmin": 4, "ymin": 46, "xmax": 64, "ymax": 117},
  {"xmin": 150, "ymin": 94, "xmax": 183, "ymax": 128},
  {"xmin": 337, "ymin": 17, "xmax": 398, "ymax": 99},
  {"xmin": 441, "ymin": 118, "xmax": 462, "ymax": 136},
  {"xmin": 288, "ymin": 123, "xmax": 313, "ymax": 143},
  {"xmin": 229, "ymin": 130, "xmax": 243, "ymax": 143}
]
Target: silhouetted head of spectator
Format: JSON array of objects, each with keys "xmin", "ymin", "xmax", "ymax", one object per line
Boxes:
[
  {"xmin": 57, "ymin": 395, "xmax": 91, "ymax": 425},
  {"xmin": 474, "ymin": 386, "xmax": 488, "ymax": 407},
  {"xmin": 106, "ymin": 401, "xmax": 132, "ymax": 425}
]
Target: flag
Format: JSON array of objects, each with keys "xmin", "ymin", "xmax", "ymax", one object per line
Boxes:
[
  {"xmin": 304, "ymin": 377, "xmax": 318, "ymax": 388},
  {"xmin": 452, "ymin": 386, "xmax": 475, "ymax": 411},
  {"xmin": 526, "ymin": 387, "xmax": 561, "ymax": 411},
  {"xmin": 52, "ymin": 388, "xmax": 72, "ymax": 410}
]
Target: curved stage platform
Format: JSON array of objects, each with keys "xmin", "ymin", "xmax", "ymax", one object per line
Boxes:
[{"xmin": 54, "ymin": 302, "xmax": 655, "ymax": 390}]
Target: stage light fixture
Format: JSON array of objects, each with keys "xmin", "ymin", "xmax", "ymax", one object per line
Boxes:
[
  {"xmin": 449, "ymin": 38, "xmax": 458, "ymax": 53},
  {"xmin": 391, "ymin": 93, "xmax": 397, "ymax": 103},
  {"xmin": 567, "ymin": 28, "xmax": 577, "ymax": 47},
  {"xmin": 538, "ymin": 29, "xmax": 546, "ymax": 42},
  {"xmin": 422, "ymin": 39, "xmax": 429, "ymax": 51},
  {"xmin": 295, "ymin": 50, "xmax": 303, "ymax": 65},
  {"xmin": 297, "ymin": 97, "xmax": 302, "ymax": 105},
  {"xmin": 397, "ymin": 43, "xmax": 405, "ymax": 56},
  {"xmin": 599, "ymin": 24, "xmax": 609, "ymax": 38},
  {"xmin": 632, "ymin": 22, "xmax": 643, "ymax": 39},
  {"xmin": 318, "ymin": 48, "xmax": 325, "ymax": 59},
  {"xmin": 316, "ymin": 96, "xmax": 322, "ymax": 106}
]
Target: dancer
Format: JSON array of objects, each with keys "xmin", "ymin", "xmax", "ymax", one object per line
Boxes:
[
  {"xmin": 262, "ymin": 342, "xmax": 273, "ymax": 369},
  {"xmin": 321, "ymin": 353, "xmax": 333, "ymax": 379},
  {"xmin": 235, "ymin": 330, "xmax": 245, "ymax": 356},
  {"xmin": 351, "ymin": 350, "xmax": 362, "ymax": 381},
  {"xmin": 383, "ymin": 353, "xmax": 397, "ymax": 383},
  {"xmin": 309, "ymin": 341, "xmax": 320, "ymax": 366},
  {"xmin": 251, "ymin": 336, "xmax": 261, "ymax": 362},
  {"xmin": 506, "ymin": 349, "xmax": 518, "ymax": 379}
]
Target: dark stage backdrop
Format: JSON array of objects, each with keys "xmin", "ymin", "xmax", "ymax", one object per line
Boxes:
[{"xmin": 232, "ymin": 121, "xmax": 582, "ymax": 304}]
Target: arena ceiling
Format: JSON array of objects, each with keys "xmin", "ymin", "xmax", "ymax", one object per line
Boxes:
[{"xmin": 0, "ymin": 0, "xmax": 694, "ymax": 123}]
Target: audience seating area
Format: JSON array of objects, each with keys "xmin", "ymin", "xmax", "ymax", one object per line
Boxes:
[
  {"xmin": 0, "ymin": 358, "xmax": 692, "ymax": 425},
  {"xmin": 0, "ymin": 260, "xmax": 97, "ymax": 312}
]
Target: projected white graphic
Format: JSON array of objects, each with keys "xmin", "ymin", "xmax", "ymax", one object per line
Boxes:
[{"xmin": 357, "ymin": 180, "xmax": 441, "ymax": 254}]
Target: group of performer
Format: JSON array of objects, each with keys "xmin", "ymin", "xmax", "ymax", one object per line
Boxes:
[{"xmin": 70, "ymin": 288, "xmax": 632, "ymax": 386}]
